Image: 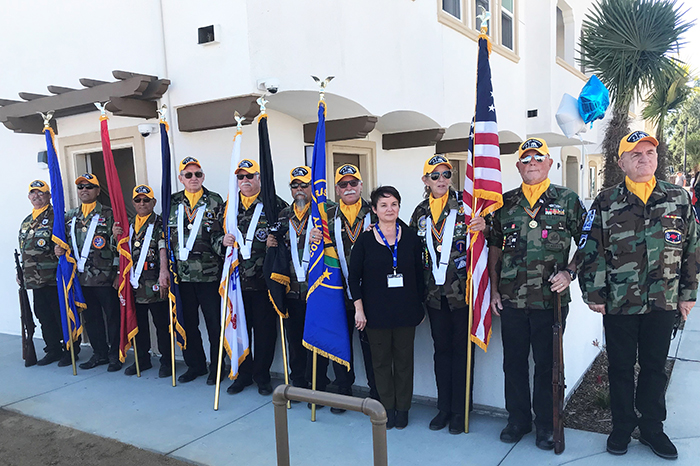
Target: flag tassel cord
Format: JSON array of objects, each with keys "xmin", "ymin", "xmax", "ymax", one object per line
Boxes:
[
  {"xmin": 63, "ymin": 291, "xmax": 77, "ymax": 376},
  {"xmin": 213, "ymin": 272, "xmax": 230, "ymax": 411},
  {"xmin": 169, "ymin": 298, "xmax": 176, "ymax": 387},
  {"xmin": 279, "ymin": 315, "xmax": 291, "ymax": 409},
  {"xmin": 311, "ymin": 349, "xmax": 318, "ymax": 422}
]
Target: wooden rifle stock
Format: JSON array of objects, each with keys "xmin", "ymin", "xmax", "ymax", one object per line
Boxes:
[
  {"xmin": 14, "ymin": 249, "xmax": 37, "ymax": 367},
  {"xmin": 552, "ymin": 270, "xmax": 565, "ymax": 454}
]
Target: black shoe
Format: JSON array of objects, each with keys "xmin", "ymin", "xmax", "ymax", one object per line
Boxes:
[
  {"xmin": 107, "ymin": 361, "xmax": 122, "ymax": 372},
  {"xmin": 307, "ymin": 402, "xmax": 325, "ymax": 409},
  {"xmin": 124, "ymin": 360, "xmax": 152, "ymax": 376},
  {"xmin": 429, "ymin": 411, "xmax": 450, "ymax": 431},
  {"xmin": 331, "ymin": 387, "xmax": 352, "ymax": 413},
  {"xmin": 606, "ymin": 430, "xmax": 631, "ymax": 455},
  {"xmin": 177, "ymin": 367, "xmax": 208, "ymax": 383},
  {"xmin": 206, "ymin": 369, "xmax": 227, "ymax": 386},
  {"xmin": 58, "ymin": 352, "xmax": 77, "ymax": 367},
  {"xmin": 500, "ymin": 423, "xmax": 532, "ymax": 443},
  {"xmin": 36, "ymin": 352, "xmax": 62, "ymax": 366},
  {"xmin": 258, "ymin": 383, "xmax": 273, "ymax": 396},
  {"xmin": 386, "ymin": 409, "xmax": 395, "ymax": 430},
  {"xmin": 158, "ymin": 364, "xmax": 172, "ymax": 378},
  {"xmin": 395, "ymin": 410, "xmax": 409, "ymax": 429},
  {"xmin": 79, "ymin": 355, "xmax": 109, "ymax": 370},
  {"xmin": 449, "ymin": 414, "xmax": 465, "ymax": 435},
  {"xmin": 639, "ymin": 431, "xmax": 678, "ymax": 460},
  {"xmin": 536, "ymin": 429, "xmax": 555, "ymax": 450},
  {"xmin": 226, "ymin": 379, "xmax": 253, "ymax": 394}
]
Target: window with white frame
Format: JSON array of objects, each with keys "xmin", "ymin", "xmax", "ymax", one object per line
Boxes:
[
  {"xmin": 501, "ymin": 0, "xmax": 514, "ymax": 50},
  {"xmin": 475, "ymin": 0, "xmax": 490, "ymax": 33},
  {"xmin": 443, "ymin": 0, "xmax": 461, "ymax": 20}
]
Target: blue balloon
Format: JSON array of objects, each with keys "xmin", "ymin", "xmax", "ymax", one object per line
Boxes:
[{"xmin": 578, "ymin": 75, "xmax": 610, "ymax": 125}]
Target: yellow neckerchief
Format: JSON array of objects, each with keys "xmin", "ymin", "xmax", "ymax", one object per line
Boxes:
[
  {"xmin": 293, "ymin": 202, "xmax": 310, "ymax": 221},
  {"xmin": 32, "ymin": 204, "xmax": 49, "ymax": 220},
  {"xmin": 522, "ymin": 178, "xmax": 551, "ymax": 208},
  {"xmin": 626, "ymin": 176, "xmax": 657, "ymax": 204},
  {"xmin": 134, "ymin": 214, "xmax": 150, "ymax": 234},
  {"xmin": 429, "ymin": 193, "xmax": 449, "ymax": 224},
  {"xmin": 184, "ymin": 189, "xmax": 203, "ymax": 208},
  {"xmin": 340, "ymin": 199, "xmax": 362, "ymax": 225},
  {"xmin": 241, "ymin": 192, "xmax": 259, "ymax": 211},
  {"xmin": 81, "ymin": 201, "xmax": 97, "ymax": 219}
]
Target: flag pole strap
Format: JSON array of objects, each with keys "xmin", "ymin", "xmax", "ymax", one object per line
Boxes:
[
  {"xmin": 214, "ymin": 274, "xmax": 230, "ymax": 411},
  {"xmin": 169, "ymin": 298, "xmax": 176, "ymax": 387},
  {"xmin": 311, "ymin": 349, "xmax": 318, "ymax": 422},
  {"xmin": 279, "ymin": 315, "xmax": 291, "ymax": 409}
]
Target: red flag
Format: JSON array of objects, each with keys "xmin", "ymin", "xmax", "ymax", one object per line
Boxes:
[
  {"xmin": 99, "ymin": 114, "xmax": 138, "ymax": 362},
  {"xmin": 464, "ymin": 32, "xmax": 503, "ymax": 351}
]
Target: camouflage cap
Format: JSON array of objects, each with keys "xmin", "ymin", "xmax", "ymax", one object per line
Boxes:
[
  {"xmin": 75, "ymin": 173, "xmax": 100, "ymax": 187},
  {"xmin": 28, "ymin": 179, "xmax": 49, "ymax": 193}
]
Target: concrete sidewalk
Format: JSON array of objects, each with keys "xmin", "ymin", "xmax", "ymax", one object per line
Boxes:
[{"xmin": 1, "ymin": 311, "xmax": 698, "ymax": 465}]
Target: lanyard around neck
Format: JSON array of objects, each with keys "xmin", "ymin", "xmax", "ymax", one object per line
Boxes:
[{"xmin": 376, "ymin": 222, "xmax": 399, "ymax": 272}]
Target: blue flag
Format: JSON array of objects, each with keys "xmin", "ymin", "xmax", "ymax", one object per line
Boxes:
[
  {"xmin": 302, "ymin": 101, "xmax": 351, "ymax": 369},
  {"xmin": 160, "ymin": 121, "xmax": 186, "ymax": 349},
  {"xmin": 45, "ymin": 126, "xmax": 85, "ymax": 347}
]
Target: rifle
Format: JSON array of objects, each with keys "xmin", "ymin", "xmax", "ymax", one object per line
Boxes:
[
  {"xmin": 552, "ymin": 266, "xmax": 566, "ymax": 454},
  {"xmin": 14, "ymin": 249, "xmax": 37, "ymax": 367}
]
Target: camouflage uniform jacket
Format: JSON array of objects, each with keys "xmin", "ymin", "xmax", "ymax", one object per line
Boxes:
[
  {"xmin": 277, "ymin": 204, "xmax": 311, "ymax": 300},
  {"xmin": 129, "ymin": 213, "xmax": 166, "ymax": 304},
  {"xmin": 488, "ymin": 183, "xmax": 587, "ymax": 310},
  {"xmin": 578, "ymin": 180, "xmax": 700, "ymax": 314},
  {"xmin": 167, "ymin": 187, "xmax": 225, "ymax": 283},
  {"xmin": 237, "ymin": 194, "xmax": 289, "ymax": 292},
  {"xmin": 19, "ymin": 205, "xmax": 57, "ymax": 289},
  {"xmin": 326, "ymin": 199, "xmax": 373, "ymax": 307},
  {"xmin": 409, "ymin": 190, "xmax": 468, "ymax": 310},
  {"xmin": 65, "ymin": 202, "xmax": 117, "ymax": 287}
]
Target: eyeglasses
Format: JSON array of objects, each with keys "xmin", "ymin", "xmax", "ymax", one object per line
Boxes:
[
  {"xmin": 133, "ymin": 198, "xmax": 152, "ymax": 204},
  {"xmin": 427, "ymin": 170, "xmax": 452, "ymax": 181},
  {"xmin": 77, "ymin": 184, "xmax": 97, "ymax": 190},
  {"xmin": 290, "ymin": 182, "xmax": 310, "ymax": 189},
  {"xmin": 337, "ymin": 179, "xmax": 360, "ymax": 189},
  {"xmin": 183, "ymin": 171, "xmax": 204, "ymax": 179},
  {"xmin": 237, "ymin": 174, "xmax": 255, "ymax": 180},
  {"xmin": 519, "ymin": 154, "xmax": 548, "ymax": 164}
]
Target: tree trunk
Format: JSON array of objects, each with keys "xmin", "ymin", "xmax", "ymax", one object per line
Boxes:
[
  {"xmin": 655, "ymin": 118, "xmax": 669, "ymax": 182},
  {"xmin": 602, "ymin": 107, "xmax": 629, "ymax": 189}
]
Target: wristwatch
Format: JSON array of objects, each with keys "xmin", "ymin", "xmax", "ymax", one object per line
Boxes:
[{"xmin": 565, "ymin": 268, "xmax": 577, "ymax": 281}]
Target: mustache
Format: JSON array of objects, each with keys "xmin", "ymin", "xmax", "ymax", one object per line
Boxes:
[
  {"xmin": 342, "ymin": 190, "xmax": 357, "ymax": 196},
  {"xmin": 240, "ymin": 182, "xmax": 252, "ymax": 187}
]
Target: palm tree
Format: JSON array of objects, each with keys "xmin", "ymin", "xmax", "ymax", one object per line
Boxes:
[{"xmin": 579, "ymin": 0, "xmax": 693, "ymax": 188}]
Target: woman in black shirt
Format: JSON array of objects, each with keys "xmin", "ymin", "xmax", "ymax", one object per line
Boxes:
[{"xmin": 349, "ymin": 186, "xmax": 425, "ymax": 429}]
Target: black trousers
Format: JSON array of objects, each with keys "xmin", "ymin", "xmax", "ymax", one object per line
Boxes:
[
  {"xmin": 428, "ymin": 296, "xmax": 470, "ymax": 415},
  {"xmin": 500, "ymin": 305, "xmax": 568, "ymax": 431},
  {"xmin": 134, "ymin": 301, "xmax": 171, "ymax": 366},
  {"xmin": 285, "ymin": 298, "xmax": 308, "ymax": 387},
  {"xmin": 180, "ymin": 281, "xmax": 223, "ymax": 373},
  {"xmin": 604, "ymin": 310, "xmax": 676, "ymax": 436},
  {"xmin": 366, "ymin": 326, "xmax": 416, "ymax": 411},
  {"xmin": 82, "ymin": 286, "xmax": 120, "ymax": 362},
  {"xmin": 238, "ymin": 290, "xmax": 278, "ymax": 385},
  {"xmin": 32, "ymin": 286, "xmax": 64, "ymax": 355}
]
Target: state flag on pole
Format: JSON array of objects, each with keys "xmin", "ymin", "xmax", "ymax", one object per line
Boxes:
[
  {"xmin": 45, "ymin": 124, "xmax": 85, "ymax": 346},
  {"xmin": 302, "ymin": 100, "xmax": 351, "ymax": 369},
  {"xmin": 219, "ymin": 129, "xmax": 250, "ymax": 379},
  {"xmin": 98, "ymin": 113, "xmax": 138, "ymax": 362},
  {"xmin": 464, "ymin": 31, "xmax": 503, "ymax": 351}
]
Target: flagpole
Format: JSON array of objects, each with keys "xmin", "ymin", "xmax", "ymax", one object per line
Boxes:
[
  {"xmin": 169, "ymin": 298, "xmax": 176, "ymax": 387},
  {"xmin": 279, "ymin": 315, "xmax": 291, "ymax": 409},
  {"xmin": 214, "ymin": 266, "xmax": 230, "ymax": 411},
  {"xmin": 133, "ymin": 338, "xmax": 140, "ymax": 377},
  {"xmin": 465, "ymin": 273, "xmax": 474, "ymax": 433},
  {"xmin": 62, "ymin": 290, "xmax": 77, "ymax": 376},
  {"xmin": 311, "ymin": 349, "xmax": 318, "ymax": 421}
]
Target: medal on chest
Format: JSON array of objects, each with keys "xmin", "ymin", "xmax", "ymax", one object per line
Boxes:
[{"xmin": 524, "ymin": 205, "xmax": 541, "ymax": 229}]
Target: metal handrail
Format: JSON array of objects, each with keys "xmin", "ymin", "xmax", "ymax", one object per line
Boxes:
[{"xmin": 272, "ymin": 385, "xmax": 388, "ymax": 466}]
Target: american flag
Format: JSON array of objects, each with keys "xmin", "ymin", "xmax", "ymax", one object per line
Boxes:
[{"xmin": 464, "ymin": 32, "xmax": 503, "ymax": 351}]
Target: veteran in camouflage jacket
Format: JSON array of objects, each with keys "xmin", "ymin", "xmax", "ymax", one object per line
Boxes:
[
  {"xmin": 577, "ymin": 132, "xmax": 700, "ymax": 457},
  {"xmin": 19, "ymin": 180, "xmax": 64, "ymax": 364}
]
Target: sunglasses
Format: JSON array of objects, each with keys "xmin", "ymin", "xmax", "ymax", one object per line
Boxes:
[
  {"xmin": 290, "ymin": 182, "xmax": 310, "ymax": 189},
  {"xmin": 133, "ymin": 198, "xmax": 152, "ymax": 204},
  {"xmin": 337, "ymin": 179, "xmax": 360, "ymax": 189},
  {"xmin": 183, "ymin": 171, "xmax": 204, "ymax": 179},
  {"xmin": 519, "ymin": 154, "xmax": 548, "ymax": 164},
  {"xmin": 77, "ymin": 184, "xmax": 97, "ymax": 190},
  {"xmin": 427, "ymin": 170, "xmax": 452, "ymax": 181},
  {"xmin": 237, "ymin": 174, "xmax": 255, "ymax": 180}
]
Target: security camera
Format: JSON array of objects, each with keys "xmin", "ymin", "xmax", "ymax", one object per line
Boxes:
[
  {"xmin": 257, "ymin": 78, "xmax": 280, "ymax": 94},
  {"xmin": 138, "ymin": 124, "xmax": 157, "ymax": 137}
]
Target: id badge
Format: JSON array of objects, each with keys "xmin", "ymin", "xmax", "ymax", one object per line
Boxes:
[{"xmin": 387, "ymin": 273, "xmax": 404, "ymax": 288}]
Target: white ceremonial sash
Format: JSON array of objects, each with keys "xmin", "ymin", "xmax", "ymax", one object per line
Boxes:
[
  {"xmin": 425, "ymin": 209, "xmax": 457, "ymax": 286},
  {"xmin": 289, "ymin": 215, "xmax": 313, "ymax": 283},
  {"xmin": 70, "ymin": 213, "xmax": 100, "ymax": 273},
  {"xmin": 236, "ymin": 202, "xmax": 264, "ymax": 260},
  {"xmin": 177, "ymin": 204, "xmax": 206, "ymax": 261},
  {"xmin": 335, "ymin": 212, "xmax": 371, "ymax": 299},
  {"xmin": 129, "ymin": 223, "xmax": 155, "ymax": 289}
]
